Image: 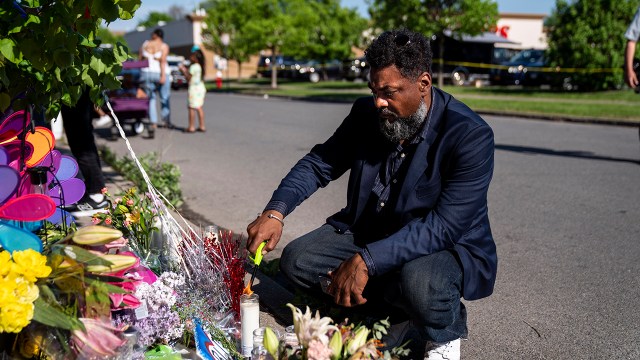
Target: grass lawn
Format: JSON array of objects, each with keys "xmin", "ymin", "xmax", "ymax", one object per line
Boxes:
[{"xmin": 206, "ymin": 80, "xmax": 640, "ymax": 124}]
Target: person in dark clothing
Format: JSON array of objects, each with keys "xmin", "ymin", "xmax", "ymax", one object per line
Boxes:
[
  {"xmin": 246, "ymin": 29, "xmax": 497, "ymax": 360},
  {"xmin": 61, "ymin": 90, "xmax": 108, "ymax": 217}
]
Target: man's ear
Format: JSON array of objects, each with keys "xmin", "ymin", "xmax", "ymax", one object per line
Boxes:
[{"xmin": 418, "ymin": 72, "xmax": 432, "ymax": 93}]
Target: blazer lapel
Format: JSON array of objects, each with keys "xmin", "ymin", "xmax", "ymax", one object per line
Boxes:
[
  {"xmin": 396, "ymin": 88, "xmax": 447, "ymax": 210},
  {"xmin": 354, "ymin": 150, "xmax": 383, "ymax": 220}
]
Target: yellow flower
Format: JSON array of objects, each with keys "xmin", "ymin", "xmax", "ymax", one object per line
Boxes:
[
  {"xmin": 0, "ymin": 251, "xmax": 11, "ymax": 276},
  {"xmin": 0, "ymin": 301, "xmax": 34, "ymax": 333},
  {"xmin": 14, "ymin": 276, "xmax": 39, "ymax": 303},
  {"xmin": 0, "ymin": 274, "xmax": 18, "ymax": 304},
  {"xmin": 126, "ymin": 210, "xmax": 141, "ymax": 224},
  {"xmin": 11, "ymin": 249, "xmax": 51, "ymax": 282}
]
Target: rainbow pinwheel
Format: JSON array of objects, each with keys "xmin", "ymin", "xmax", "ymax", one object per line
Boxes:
[{"xmin": 0, "ymin": 110, "xmax": 86, "ymax": 252}]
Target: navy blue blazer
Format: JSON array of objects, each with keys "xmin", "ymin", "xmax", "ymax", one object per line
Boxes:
[{"xmin": 269, "ymin": 87, "xmax": 497, "ymax": 300}]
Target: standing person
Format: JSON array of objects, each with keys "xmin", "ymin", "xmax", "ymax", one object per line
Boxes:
[
  {"xmin": 139, "ymin": 28, "xmax": 172, "ymax": 138},
  {"xmin": 179, "ymin": 47, "xmax": 207, "ymax": 133},
  {"xmin": 62, "ymin": 90, "xmax": 109, "ymax": 217},
  {"xmin": 246, "ymin": 29, "xmax": 497, "ymax": 360},
  {"xmin": 624, "ymin": 6, "xmax": 640, "ymax": 140},
  {"xmin": 624, "ymin": 6, "xmax": 640, "ymax": 90}
]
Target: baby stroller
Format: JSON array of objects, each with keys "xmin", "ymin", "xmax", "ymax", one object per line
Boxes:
[{"xmin": 106, "ymin": 59, "xmax": 150, "ymax": 139}]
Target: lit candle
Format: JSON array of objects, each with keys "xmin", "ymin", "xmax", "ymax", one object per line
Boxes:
[{"xmin": 240, "ymin": 293, "xmax": 260, "ymax": 357}]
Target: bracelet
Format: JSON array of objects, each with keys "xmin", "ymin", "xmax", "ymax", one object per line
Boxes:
[{"xmin": 267, "ymin": 213, "xmax": 285, "ymax": 227}]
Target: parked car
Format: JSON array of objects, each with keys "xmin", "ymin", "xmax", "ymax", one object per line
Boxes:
[
  {"xmin": 167, "ymin": 55, "xmax": 188, "ymax": 90},
  {"xmin": 342, "ymin": 56, "xmax": 370, "ymax": 82},
  {"xmin": 257, "ymin": 55, "xmax": 303, "ymax": 79},
  {"xmin": 297, "ymin": 59, "xmax": 344, "ymax": 82},
  {"xmin": 489, "ymin": 49, "xmax": 573, "ymax": 89}
]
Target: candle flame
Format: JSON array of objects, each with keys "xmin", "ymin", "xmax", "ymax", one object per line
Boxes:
[{"xmin": 243, "ymin": 283, "xmax": 253, "ymax": 295}]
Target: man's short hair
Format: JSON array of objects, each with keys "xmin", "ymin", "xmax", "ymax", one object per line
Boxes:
[
  {"xmin": 365, "ymin": 29, "xmax": 432, "ymax": 81},
  {"xmin": 153, "ymin": 28, "xmax": 164, "ymax": 39}
]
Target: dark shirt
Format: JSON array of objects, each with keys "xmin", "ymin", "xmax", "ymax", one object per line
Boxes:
[{"xmin": 352, "ymin": 93, "xmax": 435, "ymax": 242}]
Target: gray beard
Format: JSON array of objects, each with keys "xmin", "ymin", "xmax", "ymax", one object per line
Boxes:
[{"xmin": 379, "ymin": 99, "xmax": 428, "ymax": 143}]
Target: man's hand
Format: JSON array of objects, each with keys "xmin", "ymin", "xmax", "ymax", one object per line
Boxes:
[
  {"xmin": 327, "ymin": 253, "xmax": 369, "ymax": 307},
  {"xmin": 246, "ymin": 211, "xmax": 284, "ymax": 256}
]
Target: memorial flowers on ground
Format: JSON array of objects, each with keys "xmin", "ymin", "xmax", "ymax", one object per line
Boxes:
[
  {"xmin": 263, "ymin": 304, "xmax": 411, "ymax": 360},
  {"xmin": 0, "ymin": 249, "xmax": 51, "ymax": 334}
]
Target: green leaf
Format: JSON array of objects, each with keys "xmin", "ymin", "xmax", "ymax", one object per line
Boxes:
[
  {"xmin": 33, "ymin": 292, "xmax": 83, "ymax": 331},
  {"xmin": 94, "ymin": 0, "xmax": 120, "ymax": 22},
  {"xmin": 0, "ymin": 38, "xmax": 18, "ymax": 63},
  {"xmin": 52, "ymin": 244, "xmax": 114, "ymax": 267},
  {"xmin": 90, "ymin": 54, "xmax": 106, "ymax": 75},
  {"xmin": 53, "ymin": 49, "xmax": 74, "ymax": 68},
  {"xmin": 0, "ymin": 92, "xmax": 10, "ymax": 112},
  {"xmin": 84, "ymin": 282, "xmax": 111, "ymax": 319},
  {"xmin": 85, "ymin": 278, "xmax": 129, "ymax": 294}
]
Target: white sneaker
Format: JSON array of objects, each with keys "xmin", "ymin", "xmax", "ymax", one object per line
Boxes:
[
  {"xmin": 424, "ymin": 338, "xmax": 460, "ymax": 360},
  {"xmin": 94, "ymin": 115, "xmax": 112, "ymax": 127}
]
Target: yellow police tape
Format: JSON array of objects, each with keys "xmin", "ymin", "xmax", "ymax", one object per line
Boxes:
[
  {"xmin": 257, "ymin": 60, "xmax": 622, "ymax": 74},
  {"xmin": 434, "ymin": 59, "xmax": 621, "ymax": 74}
]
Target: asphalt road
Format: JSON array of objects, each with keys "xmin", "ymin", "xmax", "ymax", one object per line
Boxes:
[{"xmin": 97, "ymin": 90, "xmax": 640, "ymax": 359}]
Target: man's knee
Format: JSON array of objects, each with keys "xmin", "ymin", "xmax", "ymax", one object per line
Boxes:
[{"xmin": 401, "ymin": 251, "xmax": 462, "ymax": 294}]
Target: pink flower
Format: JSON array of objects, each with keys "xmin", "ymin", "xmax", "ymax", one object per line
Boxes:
[
  {"xmin": 105, "ymin": 217, "xmax": 112, "ymax": 225},
  {"xmin": 126, "ymin": 199, "xmax": 134, "ymax": 206},
  {"xmin": 104, "ymin": 251, "xmax": 145, "ymax": 310},
  {"xmin": 115, "ymin": 197, "xmax": 122, "ymax": 204},
  {"xmin": 91, "ymin": 217, "xmax": 100, "ymax": 225},
  {"xmin": 307, "ymin": 339, "xmax": 333, "ymax": 360},
  {"xmin": 108, "ymin": 279, "xmax": 142, "ymax": 310},
  {"xmin": 123, "ymin": 220, "xmax": 131, "ymax": 227},
  {"xmin": 71, "ymin": 318, "xmax": 125, "ymax": 358},
  {"xmin": 100, "ymin": 187, "xmax": 108, "ymax": 194},
  {"xmin": 104, "ymin": 237, "xmax": 128, "ymax": 249}
]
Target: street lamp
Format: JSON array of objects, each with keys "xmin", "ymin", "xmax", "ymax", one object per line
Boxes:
[{"xmin": 220, "ymin": 33, "xmax": 230, "ymax": 91}]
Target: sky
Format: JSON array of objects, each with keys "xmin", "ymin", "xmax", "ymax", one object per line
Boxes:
[{"xmin": 107, "ymin": 0, "xmax": 557, "ymax": 32}]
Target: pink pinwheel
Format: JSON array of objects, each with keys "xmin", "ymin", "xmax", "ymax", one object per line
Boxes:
[{"xmin": 0, "ymin": 110, "xmax": 86, "ymax": 228}]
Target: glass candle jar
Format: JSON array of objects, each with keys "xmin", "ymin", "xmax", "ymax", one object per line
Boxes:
[{"xmin": 240, "ymin": 293, "xmax": 260, "ymax": 357}]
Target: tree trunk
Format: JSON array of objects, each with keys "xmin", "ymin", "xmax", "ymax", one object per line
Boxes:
[
  {"xmin": 438, "ymin": 36, "xmax": 445, "ymax": 88},
  {"xmin": 271, "ymin": 47, "xmax": 278, "ymax": 89}
]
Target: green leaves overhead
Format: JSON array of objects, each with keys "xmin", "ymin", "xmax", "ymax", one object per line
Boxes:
[
  {"xmin": 546, "ymin": 0, "xmax": 636, "ymax": 91},
  {"xmin": 202, "ymin": 0, "xmax": 368, "ymax": 88},
  {"xmin": 0, "ymin": 0, "xmax": 141, "ymax": 118}
]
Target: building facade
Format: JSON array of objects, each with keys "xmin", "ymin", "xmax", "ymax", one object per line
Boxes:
[{"xmin": 495, "ymin": 13, "xmax": 548, "ymax": 50}]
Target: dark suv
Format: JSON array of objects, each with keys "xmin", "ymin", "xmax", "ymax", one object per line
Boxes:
[
  {"xmin": 257, "ymin": 55, "xmax": 301, "ymax": 78},
  {"xmin": 490, "ymin": 49, "xmax": 573, "ymax": 89}
]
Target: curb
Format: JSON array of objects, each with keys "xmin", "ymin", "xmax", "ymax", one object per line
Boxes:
[{"xmin": 232, "ymin": 91, "xmax": 640, "ymax": 128}]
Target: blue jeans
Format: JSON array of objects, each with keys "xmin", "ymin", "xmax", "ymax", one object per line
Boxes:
[
  {"xmin": 280, "ymin": 224, "xmax": 467, "ymax": 343},
  {"xmin": 142, "ymin": 72, "xmax": 171, "ymax": 125}
]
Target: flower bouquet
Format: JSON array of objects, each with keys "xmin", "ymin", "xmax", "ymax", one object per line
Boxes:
[
  {"xmin": 91, "ymin": 188, "xmax": 162, "ymax": 272},
  {"xmin": 261, "ymin": 304, "xmax": 411, "ymax": 360}
]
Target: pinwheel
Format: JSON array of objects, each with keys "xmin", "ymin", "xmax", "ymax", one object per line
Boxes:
[{"xmin": 0, "ymin": 110, "xmax": 86, "ymax": 252}]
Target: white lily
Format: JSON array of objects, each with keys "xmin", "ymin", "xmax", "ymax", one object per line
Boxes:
[{"xmin": 287, "ymin": 303, "xmax": 338, "ymax": 347}]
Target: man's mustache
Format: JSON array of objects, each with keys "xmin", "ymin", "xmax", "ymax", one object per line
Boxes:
[{"xmin": 378, "ymin": 108, "xmax": 398, "ymax": 119}]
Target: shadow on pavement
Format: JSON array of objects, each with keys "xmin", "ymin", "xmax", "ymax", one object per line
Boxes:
[{"xmin": 495, "ymin": 143, "xmax": 640, "ymax": 165}]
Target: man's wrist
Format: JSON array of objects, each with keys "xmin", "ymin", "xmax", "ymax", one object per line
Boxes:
[{"xmin": 357, "ymin": 249, "xmax": 376, "ymax": 276}]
